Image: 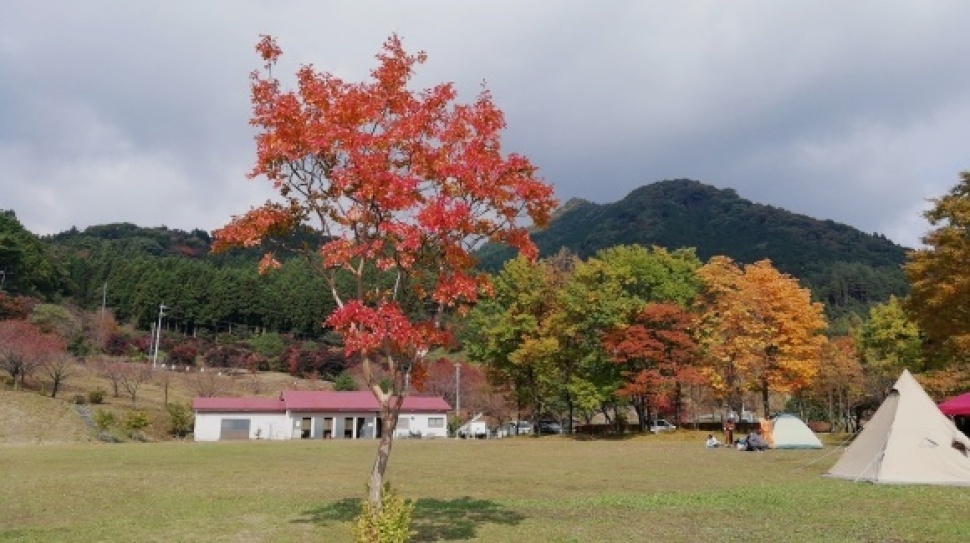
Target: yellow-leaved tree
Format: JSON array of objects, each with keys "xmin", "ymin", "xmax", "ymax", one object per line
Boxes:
[{"xmin": 697, "ymin": 257, "xmax": 827, "ymax": 417}]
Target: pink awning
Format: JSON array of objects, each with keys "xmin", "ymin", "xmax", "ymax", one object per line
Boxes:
[{"xmin": 939, "ymin": 392, "xmax": 970, "ymax": 416}]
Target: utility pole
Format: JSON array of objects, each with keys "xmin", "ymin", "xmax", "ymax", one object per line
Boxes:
[
  {"xmin": 454, "ymin": 362, "xmax": 461, "ymax": 415},
  {"xmin": 100, "ymin": 282, "xmax": 107, "ymax": 321},
  {"xmin": 152, "ymin": 304, "xmax": 167, "ymax": 369}
]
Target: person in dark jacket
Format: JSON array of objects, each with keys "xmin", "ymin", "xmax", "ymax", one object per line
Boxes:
[{"xmin": 745, "ymin": 430, "xmax": 768, "ymax": 451}]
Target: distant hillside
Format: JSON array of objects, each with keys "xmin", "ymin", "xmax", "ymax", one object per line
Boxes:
[
  {"xmin": 47, "ymin": 222, "xmax": 215, "ymax": 259},
  {"xmin": 476, "ymin": 179, "xmax": 909, "ymax": 319}
]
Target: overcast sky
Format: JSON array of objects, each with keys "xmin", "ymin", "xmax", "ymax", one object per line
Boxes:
[{"xmin": 3, "ymin": 2, "xmax": 969, "ymax": 249}]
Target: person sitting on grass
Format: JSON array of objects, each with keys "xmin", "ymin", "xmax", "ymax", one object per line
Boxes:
[
  {"xmin": 705, "ymin": 434, "xmax": 720, "ymax": 448},
  {"xmin": 744, "ymin": 430, "xmax": 768, "ymax": 451}
]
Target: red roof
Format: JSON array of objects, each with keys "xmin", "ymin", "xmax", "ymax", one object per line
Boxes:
[
  {"xmin": 193, "ymin": 391, "xmax": 450, "ymax": 414},
  {"xmin": 282, "ymin": 390, "xmax": 451, "ymax": 413},
  {"xmin": 193, "ymin": 397, "xmax": 285, "ymax": 412}
]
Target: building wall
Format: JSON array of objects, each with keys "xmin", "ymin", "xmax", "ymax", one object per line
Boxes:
[
  {"xmin": 395, "ymin": 413, "xmax": 449, "ymax": 438},
  {"xmin": 193, "ymin": 412, "xmax": 289, "ymax": 441},
  {"xmin": 289, "ymin": 411, "xmax": 379, "ymax": 439},
  {"xmin": 195, "ymin": 410, "xmax": 450, "ymax": 441}
]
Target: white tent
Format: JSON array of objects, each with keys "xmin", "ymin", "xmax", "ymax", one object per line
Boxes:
[
  {"xmin": 826, "ymin": 370, "xmax": 970, "ymax": 485},
  {"xmin": 771, "ymin": 414, "xmax": 823, "ymax": 449}
]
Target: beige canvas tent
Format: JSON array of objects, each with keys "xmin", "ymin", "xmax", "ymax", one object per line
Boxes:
[{"xmin": 826, "ymin": 370, "xmax": 970, "ymax": 485}]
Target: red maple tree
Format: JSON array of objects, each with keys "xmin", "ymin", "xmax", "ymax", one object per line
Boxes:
[
  {"xmin": 603, "ymin": 303, "xmax": 700, "ymax": 429},
  {"xmin": 214, "ymin": 35, "xmax": 556, "ymax": 505}
]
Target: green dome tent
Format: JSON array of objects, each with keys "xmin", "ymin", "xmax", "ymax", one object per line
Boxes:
[{"xmin": 771, "ymin": 413, "xmax": 823, "ymax": 449}]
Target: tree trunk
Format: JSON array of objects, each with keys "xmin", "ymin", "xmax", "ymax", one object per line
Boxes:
[
  {"xmin": 633, "ymin": 398, "xmax": 646, "ymax": 432},
  {"xmin": 367, "ymin": 398, "xmax": 402, "ymax": 508},
  {"xmin": 565, "ymin": 387, "xmax": 574, "ymax": 435},
  {"xmin": 761, "ymin": 375, "xmax": 770, "ymax": 418},
  {"xmin": 673, "ymin": 381, "xmax": 683, "ymax": 426}
]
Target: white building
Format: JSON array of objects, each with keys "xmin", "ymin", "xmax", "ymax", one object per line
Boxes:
[{"xmin": 193, "ymin": 390, "xmax": 451, "ymax": 441}]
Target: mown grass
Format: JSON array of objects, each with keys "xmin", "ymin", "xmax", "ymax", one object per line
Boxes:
[{"xmin": 2, "ymin": 433, "xmax": 969, "ymax": 542}]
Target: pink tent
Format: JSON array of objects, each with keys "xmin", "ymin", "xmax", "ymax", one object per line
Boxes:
[{"xmin": 939, "ymin": 392, "xmax": 970, "ymax": 416}]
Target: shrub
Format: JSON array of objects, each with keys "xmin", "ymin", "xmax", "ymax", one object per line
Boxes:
[
  {"xmin": 103, "ymin": 333, "xmax": 131, "ymax": 357},
  {"xmin": 123, "ymin": 411, "xmax": 150, "ymax": 439},
  {"xmin": 88, "ymin": 389, "xmax": 106, "ymax": 404},
  {"xmin": 166, "ymin": 402, "xmax": 194, "ymax": 438},
  {"xmin": 169, "ymin": 341, "xmax": 201, "ymax": 366},
  {"xmin": 333, "ymin": 371, "xmax": 358, "ymax": 391},
  {"xmin": 351, "ymin": 483, "xmax": 414, "ymax": 543},
  {"xmin": 71, "ymin": 394, "xmax": 87, "ymax": 405},
  {"xmin": 93, "ymin": 409, "xmax": 116, "ymax": 432},
  {"xmin": 98, "ymin": 431, "xmax": 123, "ymax": 443}
]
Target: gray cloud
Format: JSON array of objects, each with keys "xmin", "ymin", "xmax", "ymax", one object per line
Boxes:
[{"xmin": 2, "ymin": 1, "xmax": 969, "ymax": 248}]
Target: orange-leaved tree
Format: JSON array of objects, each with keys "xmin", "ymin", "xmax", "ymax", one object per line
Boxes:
[
  {"xmin": 696, "ymin": 257, "xmax": 826, "ymax": 417},
  {"xmin": 812, "ymin": 335, "xmax": 864, "ymax": 431},
  {"xmin": 905, "ymin": 171, "xmax": 970, "ymax": 358},
  {"xmin": 214, "ymin": 35, "xmax": 556, "ymax": 505}
]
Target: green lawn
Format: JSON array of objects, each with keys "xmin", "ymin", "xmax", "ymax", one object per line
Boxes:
[{"xmin": 2, "ymin": 434, "xmax": 968, "ymax": 542}]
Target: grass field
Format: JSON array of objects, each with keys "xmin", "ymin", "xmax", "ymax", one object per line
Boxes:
[{"xmin": 2, "ymin": 433, "xmax": 969, "ymax": 542}]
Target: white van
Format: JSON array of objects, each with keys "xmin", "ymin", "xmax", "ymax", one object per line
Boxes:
[{"xmin": 649, "ymin": 419, "xmax": 677, "ymax": 433}]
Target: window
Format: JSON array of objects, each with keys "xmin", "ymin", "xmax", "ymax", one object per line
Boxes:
[{"xmin": 428, "ymin": 417, "xmax": 445, "ymax": 428}]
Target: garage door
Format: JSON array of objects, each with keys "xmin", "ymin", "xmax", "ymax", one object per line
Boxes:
[{"xmin": 220, "ymin": 418, "xmax": 251, "ymax": 440}]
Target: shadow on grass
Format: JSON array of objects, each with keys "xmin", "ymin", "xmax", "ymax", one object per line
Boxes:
[{"xmin": 295, "ymin": 496, "xmax": 525, "ymax": 540}]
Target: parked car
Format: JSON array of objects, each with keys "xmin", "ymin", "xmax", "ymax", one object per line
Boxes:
[
  {"xmin": 457, "ymin": 419, "xmax": 490, "ymax": 439},
  {"xmin": 649, "ymin": 419, "xmax": 677, "ymax": 433},
  {"xmin": 536, "ymin": 421, "xmax": 564, "ymax": 434},
  {"xmin": 506, "ymin": 420, "xmax": 533, "ymax": 435}
]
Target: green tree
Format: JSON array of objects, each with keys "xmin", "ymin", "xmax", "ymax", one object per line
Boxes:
[
  {"xmin": 0, "ymin": 210, "xmax": 70, "ymax": 298},
  {"xmin": 857, "ymin": 296, "xmax": 925, "ymax": 395},
  {"xmin": 248, "ymin": 332, "xmax": 286, "ymax": 365},
  {"xmin": 554, "ymin": 245, "xmax": 702, "ymax": 430},
  {"xmin": 463, "ymin": 256, "xmax": 563, "ymax": 427}
]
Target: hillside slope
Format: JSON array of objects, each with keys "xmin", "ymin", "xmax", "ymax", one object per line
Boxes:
[{"xmin": 0, "ymin": 392, "xmax": 91, "ymax": 445}]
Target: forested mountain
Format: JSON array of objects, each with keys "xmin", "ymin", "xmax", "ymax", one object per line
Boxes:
[
  {"xmin": 48, "ymin": 222, "xmax": 214, "ymax": 259},
  {"xmin": 35, "ymin": 222, "xmax": 335, "ymax": 338},
  {"xmin": 476, "ymin": 179, "xmax": 910, "ymax": 319}
]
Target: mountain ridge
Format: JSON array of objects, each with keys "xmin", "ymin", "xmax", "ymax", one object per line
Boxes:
[
  {"xmin": 481, "ymin": 178, "xmax": 907, "ymax": 268},
  {"xmin": 477, "ymin": 179, "xmax": 909, "ymax": 319}
]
